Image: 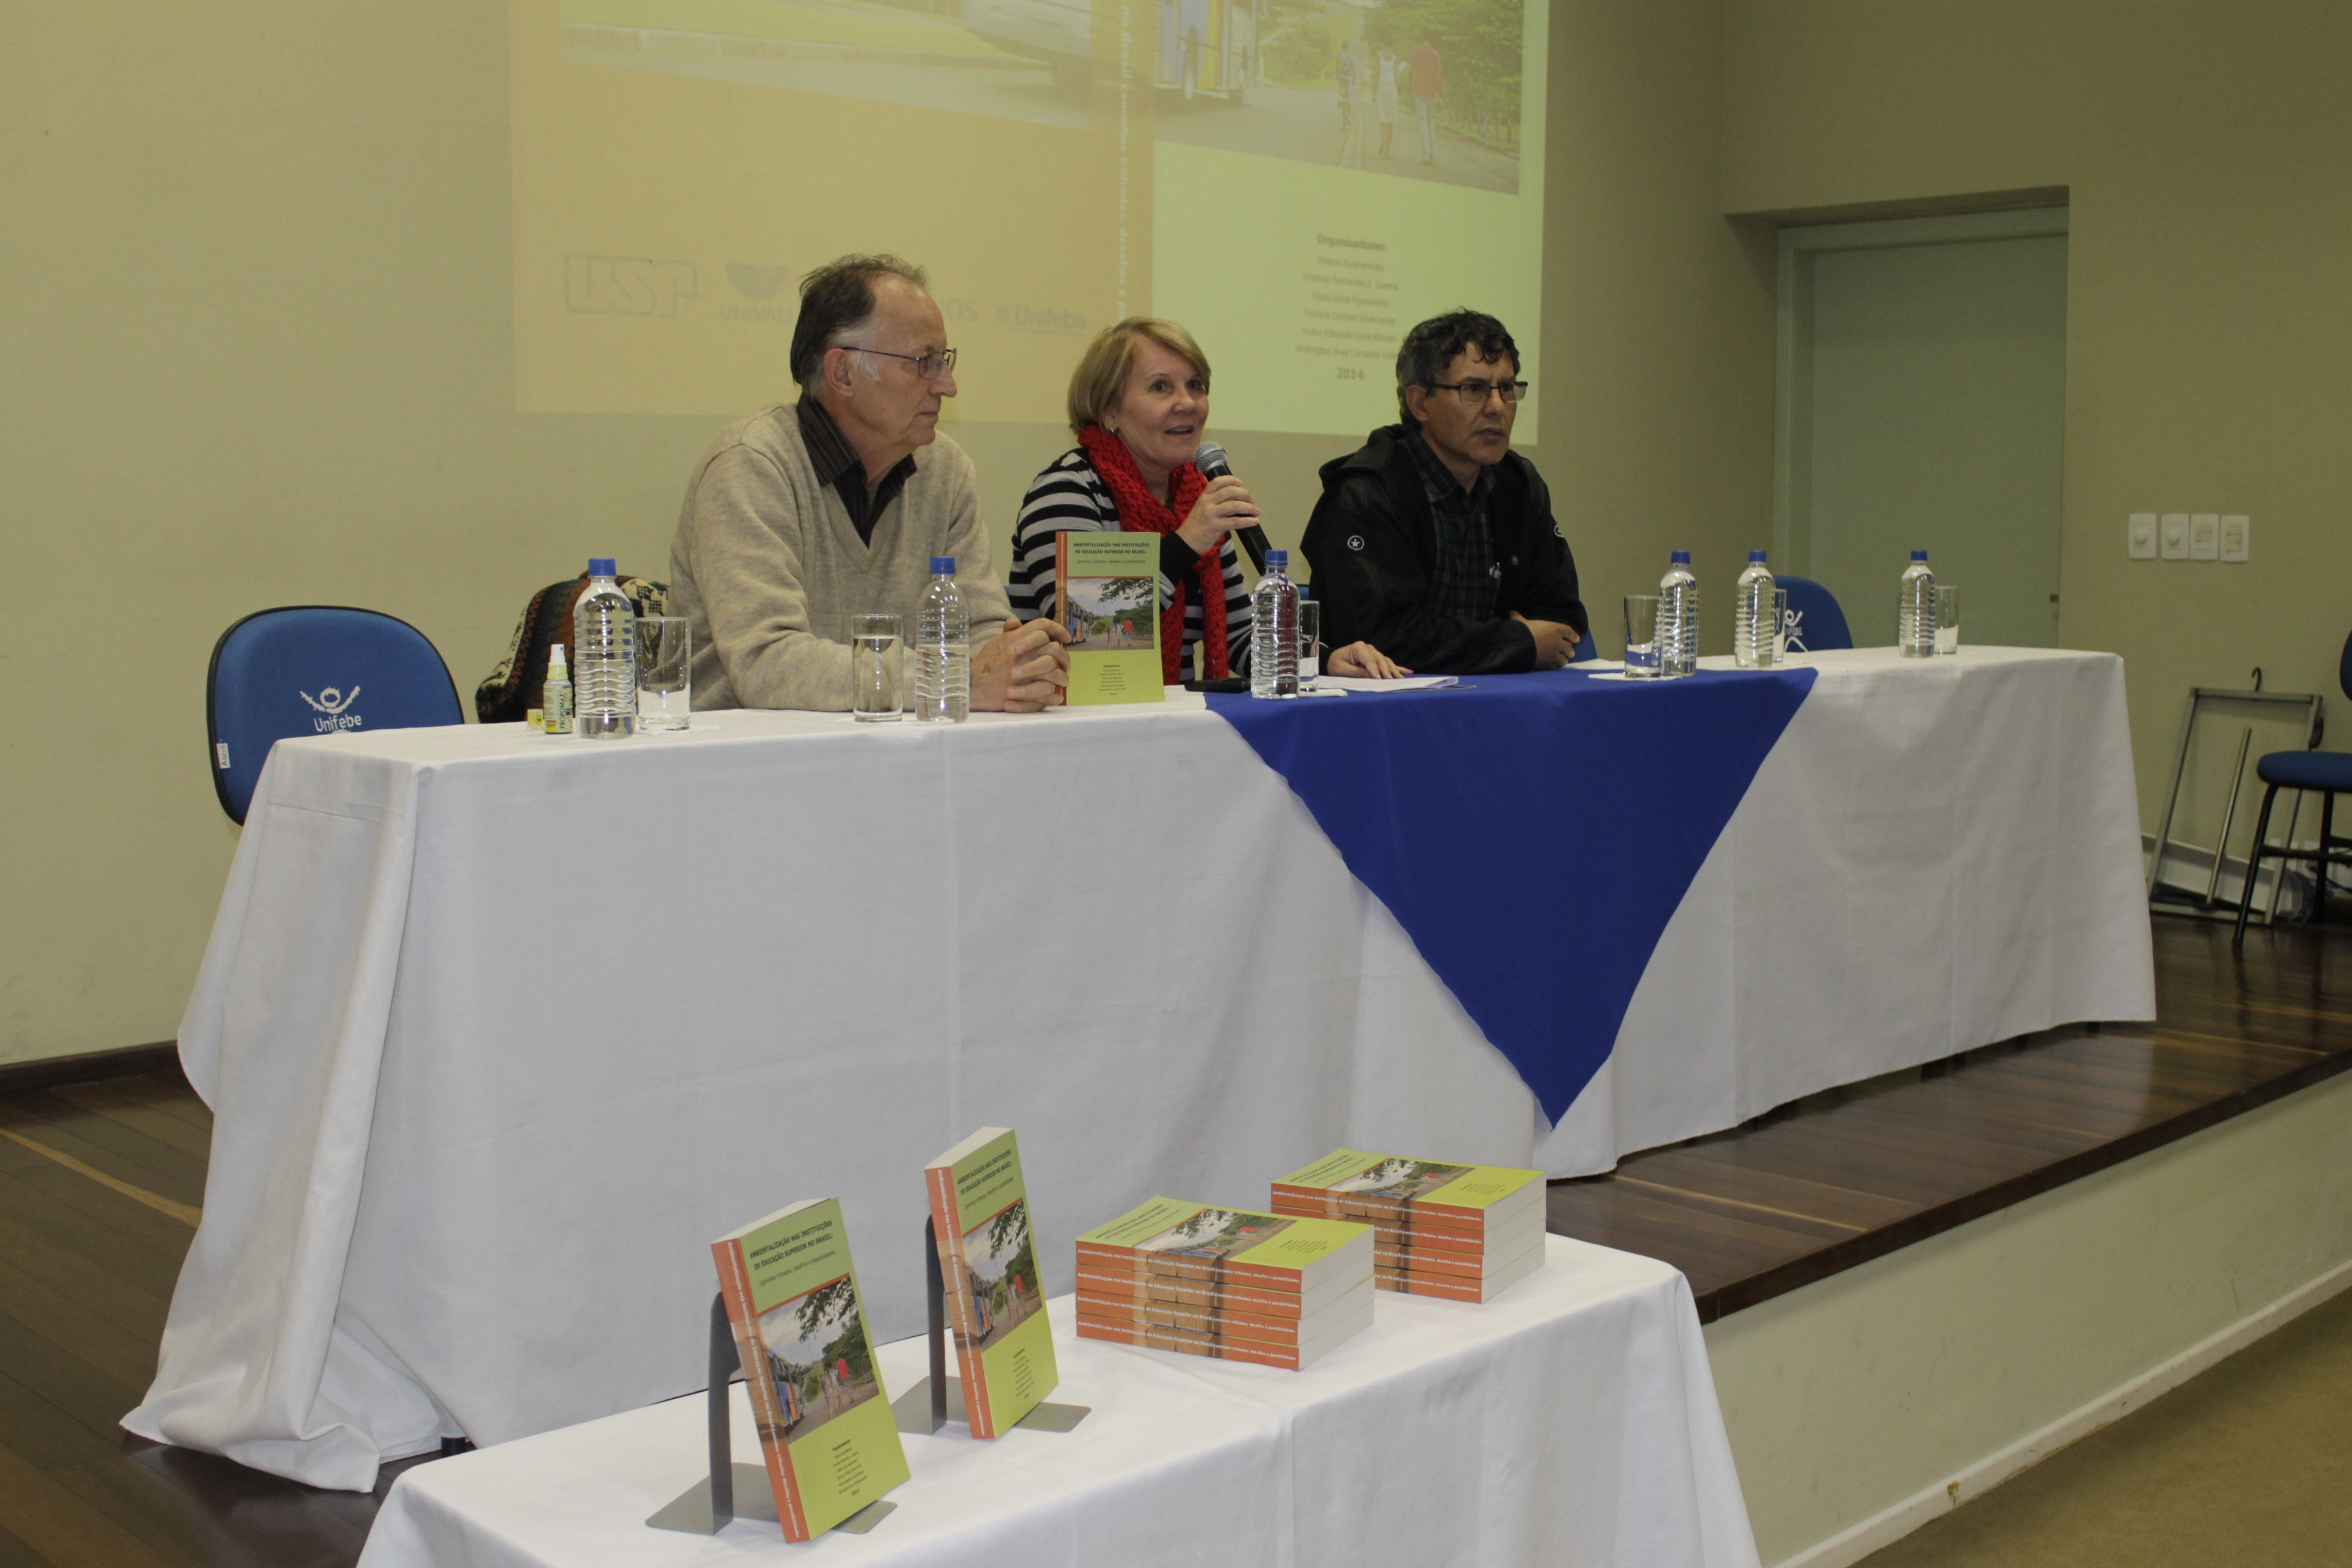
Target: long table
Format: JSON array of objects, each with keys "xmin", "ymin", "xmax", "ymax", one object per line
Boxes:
[
  {"xmin": 355, "ymin": 1239, "xmax": 1760, "ymax": 1568},
  {"xmin": 128, "ymin": 647, "xmax": 2153, "ymax": 1488}
]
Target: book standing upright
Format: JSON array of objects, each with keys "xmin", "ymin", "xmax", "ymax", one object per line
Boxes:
[
  {"xmin": 711, "ymin": 1199, "xmax": 909, "ymax": 1539},
  {"xmin": 924, "ymin": 1127, "xmax": 1059, "ymax": 1436},
  {"xmin": 1055, "ymin": 531, "xmax": 1164, "ymax": 705}
]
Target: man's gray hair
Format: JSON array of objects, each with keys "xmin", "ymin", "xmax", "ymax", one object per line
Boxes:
[{"xmin": 791, "ymin": 254, "xmax": 930, "ymax": 393}]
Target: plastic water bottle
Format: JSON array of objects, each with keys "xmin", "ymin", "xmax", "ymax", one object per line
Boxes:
[
  {"xmin": 1733, "ymin": 550, "xmax": 1776, "ymax": 668},
  {"xmin": 1250, "ymin": 549, "xmax": 1299, "ymax": 699},
  {"xmin": 1659, "ymin": 550, "xmax": 1699, "ymax": 678},
  {"xmin": 914, "ymin": 556, "xmax": 970, "ymax": 722},
  {"xmin": 572, "ymin": 558, "xmax": 638, "ymax": 737},
  {"xmin": 1898, "ymin": 549, "xmax": 1937, "ymax": 658}
]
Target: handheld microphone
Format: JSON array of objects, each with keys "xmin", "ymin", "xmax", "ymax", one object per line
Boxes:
[{"xmin": 1192, "ymin": 441, "xmax": 1272, "ymax": 574}]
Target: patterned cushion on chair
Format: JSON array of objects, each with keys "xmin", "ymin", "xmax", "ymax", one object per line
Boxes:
[{"xmin": 476, "ymin": 576, "xmax": 669, "ymax": 723}]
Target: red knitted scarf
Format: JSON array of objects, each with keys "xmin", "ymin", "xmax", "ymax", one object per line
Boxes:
[{"xmin": 1076, "ymin": 422, "xmax": 1226, "ymax": 682}]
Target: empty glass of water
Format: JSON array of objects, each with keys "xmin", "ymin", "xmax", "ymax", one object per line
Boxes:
[
  {"xmin": 1297, "ymin": 599, "xmax": 1321, "ymax": 693},
  {"xmin": 1772, "ymin": 588, "xmax": 1790, "ymax": 665},
  {"xmin": 1936, "ymin": 585, "xmax": 1961, "ymax": 655},
  {"xmin": 1624, "ymin": 595, "xmax": 1664, "ymax": 679},
  {"xmin": 852, "ymin": 614, "xmax": 902, "ymax": 722},
  {"xmin": 635, "ymin": 617, "xmax": 692, "ymax": 731}
]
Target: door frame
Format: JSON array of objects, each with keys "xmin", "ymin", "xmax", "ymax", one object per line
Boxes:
[{"xmin": 1773, "ymin": 206, "xmax": 2072, "ymax": 574}]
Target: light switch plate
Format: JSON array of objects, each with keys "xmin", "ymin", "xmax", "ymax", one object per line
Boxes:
[
  {"xmin": 2128, "ymin": 513, "xmax": 2158, "ymax": 559},
  {"xmin": 2220, "ymin": 514, "xmax": 2251, "ymax": 562},
  {"xmin": 2188, "ymin": 513, "xmax": 2220, "ymax": 560},
  {"xmin": 2160, "ymin": 513, "xmax": 2190, "ymax": 559}
]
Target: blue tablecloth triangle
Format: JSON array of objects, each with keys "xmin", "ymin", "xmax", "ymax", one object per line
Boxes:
[{"xmin": 1208, "ymin": 667, "xmax": 1816, "ymax": 1121}]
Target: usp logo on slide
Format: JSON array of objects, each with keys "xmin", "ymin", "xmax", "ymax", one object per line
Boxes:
[{"xmin": 564, "ymin": 255, "xmax": 698, "ymax": 316}]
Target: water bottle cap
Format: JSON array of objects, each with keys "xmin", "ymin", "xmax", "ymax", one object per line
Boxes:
[
  {"xmin": 1670, "ymin": 550, "xmax": 1691, "ymax": 564},
  {"xmin": 1911, "ymin": 549, "xmax": 1929, "ymax": 561},
  {"xmin": 930, "ymin": 556, "xmax": 956, "ymax": 574},
  {"xmin": 587, "ymin": 557, "xmax": 616, "ymax": 577},
  {"xmin": 1265, "ymin": 549, "xmax": 1288, "ymax": 570},
  {"xmin": 1749, "ymin": 550, "xmax": 1767, "ymax": 563}
]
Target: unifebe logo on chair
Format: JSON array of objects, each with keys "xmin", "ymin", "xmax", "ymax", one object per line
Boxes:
[
  {"xmin": 925, "ymin": 1128, "xmax": 1058, "ymax": 1437},
  {"xmin": 1055, "ymin": 532, "xmax": 1164, "ymax": 705},
  {"xmin": 711, "ymin": 1199, "xmax": 908, "ymax": 1540},
  {"xmin": 298, "ymin": 685, "xmax": 366, "ymax": 732}
]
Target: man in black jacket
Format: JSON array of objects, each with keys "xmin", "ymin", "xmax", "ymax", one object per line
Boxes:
[{"xmin": 1302, "ymin": 311, "xmax": 1586, "ymax": 674}]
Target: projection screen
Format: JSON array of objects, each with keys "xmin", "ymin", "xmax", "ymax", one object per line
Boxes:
[{"xmin": 511, "ymin": 0, "xmax": 1545, "ymax": 437}]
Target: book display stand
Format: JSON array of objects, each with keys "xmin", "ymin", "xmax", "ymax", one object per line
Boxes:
[
  {"xmin": 891, "ymin": 1217, "xmax": 1091, "ymax": 1436},
  {"xmin": 645, "ymin": 1294, "xmax": 896, "ymax": 1537}
]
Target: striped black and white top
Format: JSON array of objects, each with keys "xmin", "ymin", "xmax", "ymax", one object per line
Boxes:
[{"xmin": 1009, "ymin": 448, "xmax": 1253, "ymax": 679}]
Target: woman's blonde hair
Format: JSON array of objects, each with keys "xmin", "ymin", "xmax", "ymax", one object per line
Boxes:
[{"xmin": 1066, "ymin": 318, "xmax": 1212, "ymax": 437}]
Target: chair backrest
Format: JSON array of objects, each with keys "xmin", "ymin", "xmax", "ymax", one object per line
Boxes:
[
  {"xmin": 2341, "ymin": 627, "xmax": 2352, "ymax": 704},
  {"xmin": 1571, "ymin": 620, "xmax": 1600, "ymax": 662},
  {"xmin": 1777, "ymin": 576, "xmax": 1854, "ymax": 653},
  {"xmin": 208, "ymin": 607, "xmax": 462, "ymax": 823}
]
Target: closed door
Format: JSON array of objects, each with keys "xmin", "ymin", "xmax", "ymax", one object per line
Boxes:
[{"xmin": 1777, "ymin": 210, "xmax": 2068, "ymax": 649}]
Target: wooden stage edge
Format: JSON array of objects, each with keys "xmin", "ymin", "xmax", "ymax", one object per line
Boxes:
[{"xmin": 1547, "ymin": 912, "xmax": 2352, "ymax": 1323}]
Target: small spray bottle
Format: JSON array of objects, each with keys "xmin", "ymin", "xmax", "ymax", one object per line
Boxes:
[{"xmin": 541, "ymin": 644, "xmax": 573, "ymax": 734}]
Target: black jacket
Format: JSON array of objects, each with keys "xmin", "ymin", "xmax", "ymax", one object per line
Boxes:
[{"xmin": 1300, "ymin": 425, "xmax": 1587, "ymax": 675}]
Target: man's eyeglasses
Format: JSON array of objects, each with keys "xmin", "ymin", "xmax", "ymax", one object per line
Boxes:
[
  {"xmin": 847, "ymin": 345, "xmax": 959, "ymax": 381},
  {"xmin": 1424, "ymin": 378, "xmax": 1530, "ymax": 406}
]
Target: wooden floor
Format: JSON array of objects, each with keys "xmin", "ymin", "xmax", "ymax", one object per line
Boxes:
[
  {"xmin": 0, "ymin": 913, "xmax": 2344, "ymax": 1567},
  {"xmin": 1547, "ymin": 914, "xmax": 2352, "ymax": 1320}
]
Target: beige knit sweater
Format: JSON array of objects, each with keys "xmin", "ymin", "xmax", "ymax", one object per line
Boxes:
[{"xmin": 667, "ymin": 405, "xmax": 1014, "ymax": 711}]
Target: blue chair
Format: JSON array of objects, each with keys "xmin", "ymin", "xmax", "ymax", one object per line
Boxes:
[
  {"xmin": 1572, "ymin": 619, "xmax": 1599, "ymax": 662},
  {"xmin": 208, "ymin": 607, "xmax": 463, "ymax": 823},
  {"xmin": 2233, "ymin": 630, "xmax": 2352, "ymax": 945},
  {"xmin": 1777, "ymin": 576, "xmax": 1853, "ymax": 653}
]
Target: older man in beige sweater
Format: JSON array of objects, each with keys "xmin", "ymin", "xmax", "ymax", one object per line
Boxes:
[{"xmin": 668, "ymin": 255, "xmax": 1070, "ymax": 711}]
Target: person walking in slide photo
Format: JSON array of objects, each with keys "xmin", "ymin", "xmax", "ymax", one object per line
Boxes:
[
  {"xmin": 1375, "ymin": 44, "xmax": 1400, "ymax": 160},
  {"xmin": 1409, "ymin": 32, "xmax": 1442, "ymax": 164},
  {"xmin": 1335, "ymin": 38, "xmax": 1355, "ymax": 130}
]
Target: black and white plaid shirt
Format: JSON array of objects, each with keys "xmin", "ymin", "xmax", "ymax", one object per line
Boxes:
[{"xmin": 1402, "ymin": 427, "xmax": 1500, "ymax": 622}]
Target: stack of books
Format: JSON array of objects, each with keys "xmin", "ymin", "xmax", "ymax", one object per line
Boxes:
[
  {"xmin": 1074, "ymin": 1197, "xmax": 1374, "ymax": 1369},
  {"xmin": 1271, "ymin": 1151, "xmax": 1546, "ymax": 1303}
]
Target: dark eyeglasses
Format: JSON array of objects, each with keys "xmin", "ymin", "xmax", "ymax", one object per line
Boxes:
[
  {"xmin": 847, "ymin": 345, "xmax": 959, "ymax": 381},
  {"xmin": 1424, "ymin": 378, "xmax": 1529, "ymax": 406}
]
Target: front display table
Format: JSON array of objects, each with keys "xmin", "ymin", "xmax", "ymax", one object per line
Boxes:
[
  {"xmin": 130, "ymin": 649, "xmax": 2152, "ymax": 1488},
  {"xmin": 356, "ymin": 1238, "xmax": 1758, "ymax": 1568}
]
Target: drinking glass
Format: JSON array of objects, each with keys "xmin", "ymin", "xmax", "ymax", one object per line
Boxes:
[
  {"xmin": 1936, "ymin": 585, "xmax": 1961, "ymax": 655},
  {"xmin": 1772, "ymin": 587, "xmax": 1790, "ymax": 665},
  {"xmin": 635, "ymin": 617, "xmax": 692, "ymax": 731},
  {"xmin": 851, "ymin": 613, "xmax": 902, "ymax": 721},
  {"xmin": 1297, "ymin": 600, "xmax": 1321, "ymax": 692},
  {"xmin": 1624, "ymin": 595, "xmax": 1664, "ymax": 679}
]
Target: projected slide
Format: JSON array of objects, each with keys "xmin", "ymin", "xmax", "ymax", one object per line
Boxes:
[{"xmin": 510, "ymin": 0, "xmax": 1544, "ymax": 437}]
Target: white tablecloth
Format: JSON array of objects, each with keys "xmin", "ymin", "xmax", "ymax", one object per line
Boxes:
[
  {"xmin": 128, "ymin": 646, "xmax": 2153, "ymax": 1489},
  {"xmin": 355, "ymin": 1238, "xmax": 1758, "ymax": 1568}
]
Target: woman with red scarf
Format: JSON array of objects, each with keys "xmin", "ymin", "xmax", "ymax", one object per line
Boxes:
[{"xmin": 1010, "ymin": 319, "xmax": 1406, "ymax": 683}]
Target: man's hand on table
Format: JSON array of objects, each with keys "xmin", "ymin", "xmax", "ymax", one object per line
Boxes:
[
  {"xmin": 1512, "ymin": 612, "xmax": 1580, "ymax": 670},
  {"xmin": 973, "ymin": 616, "xmax": 1072, "ymax": 711},
  {"xmin": 1327, "ymin": 641, "xmax": 1413, "ymax": 679}
]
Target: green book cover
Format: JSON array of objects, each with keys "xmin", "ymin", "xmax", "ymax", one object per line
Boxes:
[
  {"xmin": 1076, "ymin": 1197, "xmax": 1370, "ymax": 1291},
  {"xmin": 711, "ymin": 1197, "xmax": 909, "ymax": 1540},
  {"xmin": 1057, "ymin": 531, "xmax": 1164, "ymax": 705},
  {"xmin": 1272, "ymin": 1151, "xmax": 1544, "ymax": 1222},
  {"xmin": 925, "ymin": 1128, "xmax": 1057, "ymax": 1438}
]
